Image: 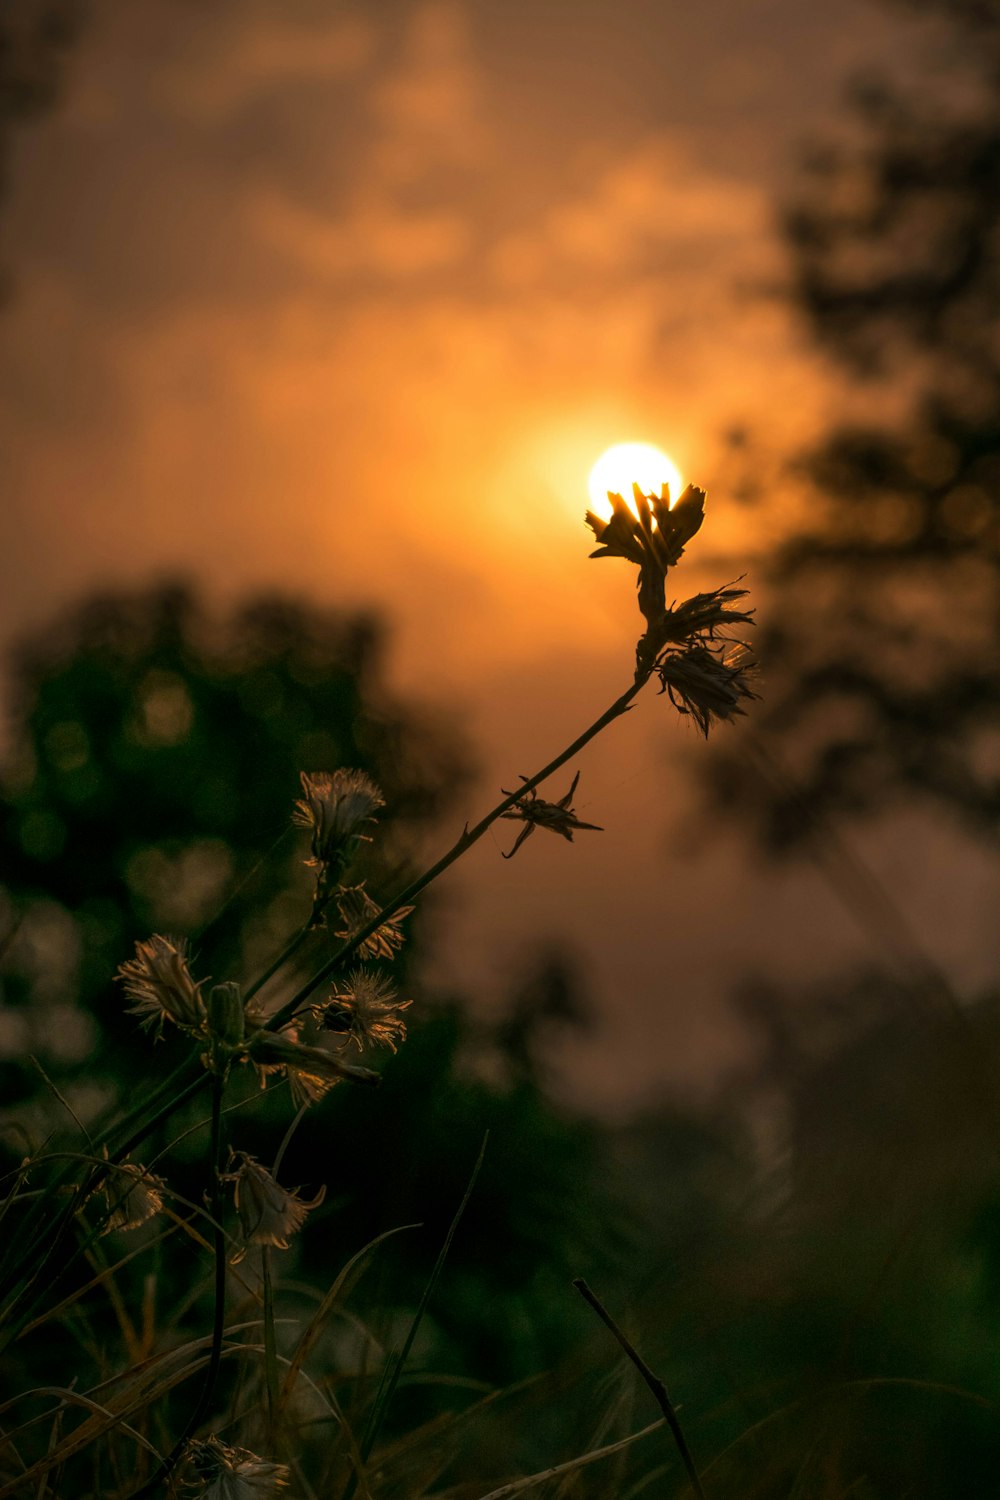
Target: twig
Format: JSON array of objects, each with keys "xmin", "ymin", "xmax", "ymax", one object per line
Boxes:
[
  {"xmin": 474, "ymin": 1418, "xmax": 666, "ymax": 1499},
  {"xmin": 268, "ymin": 681, "xmax": 643, "ymax": 1032},
  {"xmin": 345, "ymin": 1134, "xmax": 489, "ymax": 1499},
  {"xmin": 573, "ymin": 1278, "xmax": 707, "ymax": 1500}
]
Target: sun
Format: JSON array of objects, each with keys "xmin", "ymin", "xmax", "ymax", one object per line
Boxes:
[{"xmin": 587, "ymin": 442, "xmax": 683, "ymax": 520}]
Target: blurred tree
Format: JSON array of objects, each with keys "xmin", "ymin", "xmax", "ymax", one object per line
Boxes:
[
  {"xmin": 712, "ymin": 0, "xmax": 1000, "ymax": 849},
  {"xmin": 0, "ymin": 583, "xmax": 471, "ymax": 1114}
]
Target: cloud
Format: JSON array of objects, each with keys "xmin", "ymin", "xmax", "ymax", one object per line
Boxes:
[
  {"xmin": 154, "ymin": 9, "xmax": 377, "ymax": 124},
  {"xmin": 370, "ymin": 0, "xmax": 489, "ymax": 178},
  {"xmin": 249, "ymin": 187, "xmax": 472, "ymax": 280},
  {"xmin": 490, "ymin": 134, "xmax": 771, "ymax": 287}
]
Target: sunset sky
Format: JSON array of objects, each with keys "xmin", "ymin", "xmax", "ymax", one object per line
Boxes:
[{"xmin": 4, "ymin": 0, "xmax": 998, "ymax": 1111}]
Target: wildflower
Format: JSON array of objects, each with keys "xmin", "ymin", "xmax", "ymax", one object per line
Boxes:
[
  {"xmin": 101, "ymin": 1157, "xmax": 165, "ymax": 1233},
  {"xmin": 335, "ymin": 883, "xmax": 413, "ymax": 960},
  {"xmin": 322, "ymin": 967, "xmax": 411, "ymax": 1053},
  {"xmin": 116, "ymin": 934, "xmax": 206, "ymax": 1036},
  {"xmin": 586, "ymin": 483, "xmax": 707, "ymax": 625},
  {"xmin": 499, "ymin": 771, "xmax": 603, "ymax": 859},
  {"xmin": 294, "ymin": 769, "xmax": 383, "ymax": 864},
  {"xmin": 636, "ymin": 581, "xmax": 755, "ymax": 678},
  {"xmin": 182, "ymin": 1434, "xmax": 289, "ymax": 1496},
  {"xmin": 224, "ymin": 1152, "xmax": 325, "ymax": 1262},
  {"xmin": 655, "ymin": 644, "xmax": 758, "ymax": 736},
  {"xmin": 247, "ymin": 1028, "xmax": 380, "ymax": 1104}
]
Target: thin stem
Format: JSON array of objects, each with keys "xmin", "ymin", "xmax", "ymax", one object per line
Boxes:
[
  {"xmin": 0, "ymin": 1047, "xmax": 209, "ymax": 1317},
  {"xmin": 112, "ymin": 1072, "xmax": 205, "ymax": 1163},
  {"xmin": 96, "ymin": 1055, "xmax": 199, "ymax": 1155},
  {"xmin": 262, "ymin": 1249, "xmax": 280, "ymax": 1436},
  {"xmin": 128, "ymin": 1072, "xmax": 228, "ymax": 1499},
  {"xmin": 268, "ymin": 678, "xmax": 644, "ymax": 1032},
  {"xmin": 242, "ymin": 923, "xmax": 313, "ymax": 1006},
  {"xmin": 354, "ymin": 1133, "xmax": 488, "ymax": 1485},
  {"xmin": 573, "ymin": 1278, "xmax": 707, "ymax": 1500}
]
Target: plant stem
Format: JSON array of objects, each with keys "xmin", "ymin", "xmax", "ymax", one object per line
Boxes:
[
  {"xmin": 573, "ymin": 1278, "xmax": 707, "ymax": 1500},
  {"xmin": 268, "ymin": 678, "xmax": 644, "ymax": 1031},
  {"xmin": 242, "ymin": 923, "xmax": 313, "ymax": 1006},
  {"xmin": 261, "ymin": 1248, "xmax": 280, "ymax": 1437},
  {"xmin": 128, "ymin": 1071, "xmax": 228, "ymax": 1499},
  {"xmin": 351, "ymin": 1133, "xmax": 488, "ymax": 1492}
]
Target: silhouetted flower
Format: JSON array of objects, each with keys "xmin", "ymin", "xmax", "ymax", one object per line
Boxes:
[
  {"xmin": 499, "ymin": 770, "xmax": 602, "ymax": 859},
  {"xmin": 117, "ymin": 934, "xmax": 206, "ymax": 1036},
  {"xmin": 183, "ymin": 1434, "xmax": 289, "ymax": 1496},
  {"xmin": 225, "ymin": 1153, "xmax": 325, "ymax": 1262},
  {"xmin": 323, "ymin": 968, "xmax": 411, "ymax": 1053},
  {"xmin": 334, "ymin": 884, "xmax": 413, "ymax": 959},
  {"xmin": 636, "ymin": 581, "xmax": 755, "ymax": 678},
  {"xmin": 586, "ymin": 483, "xmax": 707, "ymax": 625},
  {"xmin": 655, "ymin": 644, "xmax": 758, "ymax": 736}
]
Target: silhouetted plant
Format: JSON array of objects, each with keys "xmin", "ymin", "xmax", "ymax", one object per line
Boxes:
[{"xmin": 0, "ymin": 486, "xmax": 754, "ymax": 1496}]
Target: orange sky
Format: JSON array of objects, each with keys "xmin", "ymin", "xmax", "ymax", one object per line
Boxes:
[{"xmin": 3, "ymin": 0, "xmax": 998, "ymax": 1111}]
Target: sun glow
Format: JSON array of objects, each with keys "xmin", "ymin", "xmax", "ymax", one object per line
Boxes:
[{"xmin": 587, "ymin": 442, "xmax": 683, "ymax": 520}]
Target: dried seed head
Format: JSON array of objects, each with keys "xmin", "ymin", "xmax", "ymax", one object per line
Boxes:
[
  {"xmin": 499, "ymin": 771, "xmax": 603, "ymax": 859},
  {"xmin": 182, "ymin": 1434, "xmax": 289, "ymax": 1496},
  {"xmin": 224, "ymin": 1153, "xmax": 325, "ymax": 1262},
  {"xmin": 325, "ymin": 968, "xmax": 411, "ymax": 1053},
  {"xmin": 656, "ymin": 644, "xmax": 758, "ymax": 736},
  {"xmin": 636, "ymin": 581, "xmax": 755, "ymax": 679},
  {"xmin": 102, "ymin": 1159, "xmax": 165, "ymax": 1233},
  {"xmin": 335, "ymin": 884, "xmax": 413, "ymax": 960},
  {"xmin": 116, "ymin": 934, "xmax": 206, "ymax": 1036},
  {"xmin": 293, "ymin": 770, "xmax": 385, "ymax": 871}
]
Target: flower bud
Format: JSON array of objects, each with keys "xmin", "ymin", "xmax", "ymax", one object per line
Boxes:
[{"xmin": 208, "ymin": 981, "xmax": 245, "ymax": 1048}]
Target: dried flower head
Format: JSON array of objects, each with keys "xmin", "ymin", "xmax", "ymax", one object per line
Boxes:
[
  {"xmin": 117, "ymin": 934, "xmax": 206, "ymax": 1036},
  {"xmin": 586, "ymin": 483, "xmax": 707, "ymax": 625},
  {"xmin": 499, "ymin": 770, "xmax": 602, "ymax": 860},
  {"xmin": 294, "ymin": 770, "xmax": 386, "ymax": 919},
  {"xmin": 655, "ymin": 644, "xmax": 758, "ymax": 736},
  {"xmin": 636, "ymin": 581, "xmax": 755, "ymax": 678},
  {"xmin": 182, "ymin": 1434, "xmax": 289, "ymax": 1497},
  {"xmin": 224, "ymin": 1152, "xmax": 325, "ymax": 1262},
  {"xmin": 294, "ymin": 769, "xmax": 384, "ymax": 867},
  {"xmin": 323, "ymin": 968, "xmax": 411, "ymax": 1053},
  {"xmin": 101, "ymin": 1158, "xmax": 165, "ymax": 1233},
  {"xmin": 247, "ymin": 1028, "xmax": 380, "ymax": 1104},
  {"xmin": 335, "ymin": 884, "xmax": 413, "ymax": 960}
]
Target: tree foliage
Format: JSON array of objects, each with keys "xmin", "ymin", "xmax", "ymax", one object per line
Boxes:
[
  {"xmin": 719, "ymin": 0, "xmax": 1000, "ymax": 848},
  {"xmin": 0, "ymin": 584, "xmax": 471, "ymax": 1104}
]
